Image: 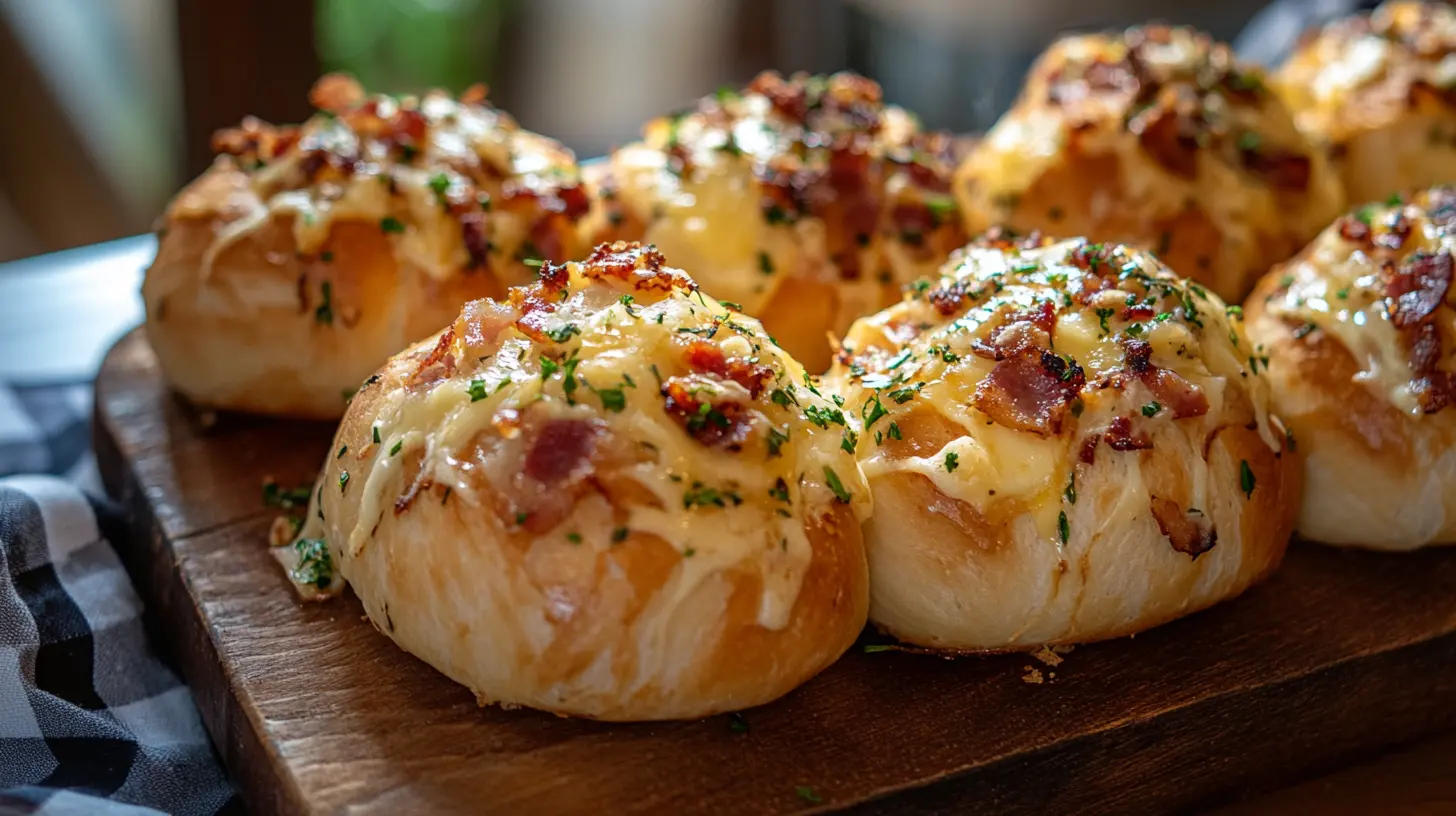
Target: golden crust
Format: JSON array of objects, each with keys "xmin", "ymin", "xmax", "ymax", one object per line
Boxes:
[
  {"xmin": 305, "ymin": 243, "xmax": 871, "ymax": 719},
  {"xmin": 1245, "ymin": 187, "xmax": 1456, "ymax": 548},
  {"xmin": 1274, "ymin": 2, "xmax": 1456, "ymax": 203},
  {"xmin": 956, "ymin": 25, "xmax": 1344, "ymax": 303},
  {"xmin": 828, "ymin": 234, "xmax": 1298, "ymax": 649},
  {"xmin": 581, "ymin": 71, "xmax": 967, "ymax": 372},
  {"xmin": 144, "ymin": 74, "xmax": 590, "ymax": 418}
]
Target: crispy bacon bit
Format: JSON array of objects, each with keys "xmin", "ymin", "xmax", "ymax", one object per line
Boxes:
[
  {"xmin": 972, "ymin": 350, "xmax": 1085, "ymax": 435},
  {"xmin": 1143, "ymin": 367, "xmax": 1210, "ymax": 418},
  {"xmin": 1241, "ymin": 150, "xmax": 1311, "ymax": 192},
  {"xmin": 309, "ymin": 73, "xmax": 365, "ymax": 113},
  {"xmin": 1124, "ymin": 339, "xmax": 1153, "ymax": 374},
  {"xmin": 1021, "ymin": 300, "xmax": 1059, "ymax": 334},
  {"xmin": 457, "ymin": 299, "xmax": 517, "ymax": 356},
  {"xmin": 552, "ymin": 185, "xmax": 592, "ymax": 221},
  {"xmin": 661, "ymin": 378, "xmax": 754, "ymax": 448},
  {"xmin": 891, "ymin": 202, "xmax": 936, "ymax": 240},
  {"xmin": 1150, "ymin": 496, "xmax": 1218, "ymax": 558},
  {"xmin": 461, "ymin": 213, "xmax": 490, "ymax": 270},
  {"xmin": 1079, "ymin": 434, "xmax": 1101, "ymax": 464},
  {"xmin": 1114, "ymin": 337, "xmax": 1208, "ymax": 417},
  {"xmin": 680, "ymin": 340, "xmax": 773, "ymax": 398},
  {"xmin": 580, "ymin": 241, "xmax": 692, "ymax": 292},
  {"xmin": 928, "ymin": 283, "xmax": 969, "ymax": 316},
  {"xmin": 1104, "ymin": 416, "xmax": 1152, "ymax": 451},
  {"xmin": 459, "ymin": 83, "xmax": 488, "ymax": 106},
  {"xmin": 385, "ymin": 108, "xmax": 428, "ymax": 155},
  {"xmin": 1407, "ymin": 322, "xmax": 1454, "ymax": 412},
  {"xmin": 1130, "ymin": 103, "xmax": 1201, "ymax": 179},
  {"xmin": 407, "ymin": 327, "xmax": 457, "ymax": 388},
  {"xmin": 523, "ymin": 419, "xmax": 601, "ymax": 484},
  {"xmin": 1389, "ymin": 251, "xmax": 1456, "ymax": 412},
  {"xmin": 1388, "ymin": 251, "xmax": 1453, "ymax": 328},
  {"xmin": 1122, "ymin": 303, "xmax": 1156, "ymax": 321},
  {"xmin": 1069, "ymin": 242, "xmax": 1118, "ymax": 275},
  {"xmin": 1337, "ymin": 215, "xmax": 1371, "ymax": 245},
  {"xmin": 748, "ymin": 71, "xmax": 810, "ymax": 122},
  {"xmin": 509, "ymin": 288, "xmax": 559, "ymax": 342}
]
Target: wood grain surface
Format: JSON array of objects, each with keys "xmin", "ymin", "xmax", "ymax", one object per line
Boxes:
[{"xmin": 94, "ymin": 328, "xmax": 1456, "ymax": 815}]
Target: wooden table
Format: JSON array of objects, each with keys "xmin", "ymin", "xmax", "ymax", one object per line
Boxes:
[{"xmin": 4, "ymin": 239, "xmax": 1455, "ymax": 814}]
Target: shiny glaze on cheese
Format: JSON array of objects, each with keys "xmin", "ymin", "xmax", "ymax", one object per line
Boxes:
[
  {"xmin": 829, "ymin": 234, "xmax": 1281, "ymax": 553},
  {"xmin": 178, "ymin": 73, "xmax": 588, "ymax": 287},
  {"xmin": 293, "ymin": 243, "xmax": 870, "ymax": 632},
  {"xmin": 586, "ymin": 71, "xmax": 966, "ymax": 325},
  {"xmin": 1259, "ymin": 187, "xmax": 1456, "ymax": 416},
  {"xmin": 956, "ymin": 25, "xmax": 1343, "ymax": 302}
]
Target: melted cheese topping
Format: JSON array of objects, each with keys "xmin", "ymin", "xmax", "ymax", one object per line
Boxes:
[
  {"xmin": 1275, "ymin": 1, "xmax": 1456, "ymax": 143},
  {"xmin": 829, "ymin": 235, "xmax": 1278, "ymax": 547},
  {"xmin": 594, "ymin": 71, "xmax": 963, "ymax": 318},
  {"xmin": 295, "ymin": 245, "xmax": 870, "ymax": 628},
  {"xmin": 1263, "ymin": 189, "xmax": 1456, "ymax": 415},
  {"xmin": 174, "ymin": 75, "xmax": 585, "ymax": 285}
]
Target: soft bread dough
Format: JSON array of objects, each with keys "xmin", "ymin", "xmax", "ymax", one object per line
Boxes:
[
  {"xmin": 828, "ymin": 231, "xmax": 1298, "ymax": 650},
  {"xmin": 1245, "ymin": 186, "xmax": 1456, "ymax": 549},
  {"xmin": 296, "ymin": 242, "xmax": 871, "ymax": 720}
]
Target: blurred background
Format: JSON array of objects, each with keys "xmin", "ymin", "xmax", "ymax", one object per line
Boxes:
[{"xmin": 0, "ymin": 0, "xmax": 1336, "ymax": 263}]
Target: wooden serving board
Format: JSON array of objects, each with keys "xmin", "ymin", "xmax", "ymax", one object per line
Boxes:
[{"xmin": 94, "ymin": 327, "xmax": 1456, "ymax": 815}]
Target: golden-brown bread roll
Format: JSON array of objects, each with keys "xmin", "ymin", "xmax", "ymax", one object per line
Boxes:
[
  {"xmin": 1274, "ymin": 2, "xmax": 1456, "ymax": 205},
  {"xmin": 144, "ymin": 74, "xmax": 591, "ymax": 418},
  {"xmin": 826, "ymin": 231, "xmax": 1298, "ymax": 650},
  {"xmin": 1245, "ymin": 187, "xmax": 1456, "ymax": 549},
  {"xmin": 582, "ymin": 71, "xmax": 967, "ymax": 373},
  {"xmin": 288, "ymin": 242, "xmax": 871, "ymax": 720},
  {"xmin": 955, "ymin": 25, "xmax": 1344, "ymax": 303}
]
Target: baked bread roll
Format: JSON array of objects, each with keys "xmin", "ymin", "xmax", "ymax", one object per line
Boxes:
[
  {"xmin": 827, "ymin": 231, "xmax": 1298, "ymax": 650},
  {"xmin": 1274, "ymin": 2, "xmax": 1456, "ymax": 205},
  {"xmin": 955, "ymin": 25, "xmax": 1344, "ymax": 303},
  {"xmin": 1245, "ymin": 187, "xmax": 1456, "ymax": 549},
  {"xmin": 144, "ymin": 74, "xmax": 590, "ymax": 418},
  {"xmin": 582, "ymin": 71, "xmax": 967, "ymax": 373},
  {"xmin": 294, "ymin": 241, "xmax": 871, "ymax": 720}
]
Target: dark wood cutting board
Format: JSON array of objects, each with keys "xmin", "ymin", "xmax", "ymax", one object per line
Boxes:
[{"xmin": 94, "ymin": 327, "xmax": 1456, "ymax": 815}]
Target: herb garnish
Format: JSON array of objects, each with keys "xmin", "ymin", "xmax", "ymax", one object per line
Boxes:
[
  {"xmin": 290, "ymin": 538, "xmax": 334, "ymax": 589},
  {"xmin": 262, "ymin": 480, "xmax": 311, "ymax": 510},
  {"xmin": 315, "ymin": 281, "xmax": 334, "ymax": 325},
  {"xmin": 823, "ymin": 467, "xmax": 852, "ymax": 503}
]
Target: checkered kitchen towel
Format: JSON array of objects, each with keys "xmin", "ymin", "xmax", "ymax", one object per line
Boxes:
[{"xmin": 0, "ymin": 382, "xmax": 237, "ymax": 816}]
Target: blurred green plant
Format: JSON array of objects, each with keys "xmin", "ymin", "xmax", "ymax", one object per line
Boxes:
[{"xmin": 316, "ymin": 0, "xmax": 515, "ymax": 94}]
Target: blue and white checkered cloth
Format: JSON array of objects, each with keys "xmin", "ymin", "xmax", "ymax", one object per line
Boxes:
[{"xmin": 0, "ymin": 382, "xmax": 236, "ymax": 816}]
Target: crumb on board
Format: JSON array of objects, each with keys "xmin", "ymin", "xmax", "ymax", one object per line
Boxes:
[
  {"xmin": 268, "ymin": 515, "xmax": 297, "ymax": 547},
  {"xmin": 1022, "ymin": 667, "xmax": 1044, "ymax": 684},
  {"xmin": 1032, "ymin": 645, "xmax": 1065, "ymax": 667}
]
